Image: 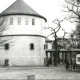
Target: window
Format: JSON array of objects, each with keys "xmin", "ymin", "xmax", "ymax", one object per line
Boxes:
[
  {"xmin": 10, "ymin": 18, "xmax": 13, "ymax": 25},
  {"xmin": 30, "ymin": 43, "xmax": 34, "ymax": 50},
  {"xmin": 44, "ymin": 44, "xmax": 47, "ymax": 49},
  {"xmin": 25, "ymin": 18, "xmax": 29, "ymax": 25},
  {"xmin": 78, "ymin": 57, "xmax": 80, "ymax": 62},
  {"xmin": 32, "ymin": 18, "xmax": 35, "ymax": 25},
  {"xmin": 5, "ymin": 43, "xmax": 9, "ymax": 50},
  {"xmin": 5, "ymin": 59, "xmax": 9, "ymax": 66},
  {"xmin": 18, "ymin": 17, "xmax": 21, "ymax": 25}
]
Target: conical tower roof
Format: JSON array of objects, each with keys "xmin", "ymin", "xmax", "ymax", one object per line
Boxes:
[{"xmin": 0, "ymin": 0, "xmax": 47, "ymax": 22}]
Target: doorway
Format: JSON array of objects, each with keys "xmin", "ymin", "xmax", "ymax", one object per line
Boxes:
[{"xmin": 5, "ymin": 59, "xmax": 9, "ymax": 66}]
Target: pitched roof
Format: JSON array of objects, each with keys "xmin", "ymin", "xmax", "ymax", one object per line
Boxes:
[{"xmin": 0, "ymin": 0, "xmax": 47, "ymax": 22}]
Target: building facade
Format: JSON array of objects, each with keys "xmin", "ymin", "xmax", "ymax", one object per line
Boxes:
[{"xmin": 0, "ymin": 0, "xmax": 47, "ymax": 66}]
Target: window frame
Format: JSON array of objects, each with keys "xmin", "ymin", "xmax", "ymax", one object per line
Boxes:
[
  {"xmin": 78, "ymin": 57, "xmax": 80, "ymax": 62},
  {"xmin": 25, "ymin": 18, "xmax": 29, "ymax": 25},
  {"xmin": 32, "ymin": 18, "xmax": 35, "ymax": 25},
  {"xmin": 44, "ymin": 44, "xmax": 47, "ymax": 49},
  {"xmin": 18, "ymin": 17, "xmax": 21, "ymax": 25},
  {"xmin": 10, "ymin": 18, "xmax": 13, "ymax": 25}
]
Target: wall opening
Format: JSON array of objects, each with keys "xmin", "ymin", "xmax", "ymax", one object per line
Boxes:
[{"xmin": 5, "ymin": 59, "xmax": 9, "ymax": 66}]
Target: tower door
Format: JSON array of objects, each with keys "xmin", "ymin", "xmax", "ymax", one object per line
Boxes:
[{"xmin": 5, "ymin": 59, "xmax": 9, "ymax": 66}]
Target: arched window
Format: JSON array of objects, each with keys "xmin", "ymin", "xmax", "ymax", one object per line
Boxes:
[
  {"xmin": 30, "ymin": 43, "xmax": 34, "ymax": 50},
  {"xmin": 5, "ymin": 43, "xmax": 9, "ymax": 50}
]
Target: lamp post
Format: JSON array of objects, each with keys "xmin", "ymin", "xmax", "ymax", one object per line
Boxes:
[{"xmin": 46, "ymin": 18, "xmax": 64, "ymax": 66}]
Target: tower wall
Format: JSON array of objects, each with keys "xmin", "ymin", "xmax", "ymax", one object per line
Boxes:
[
  {"xmin": 0, "ymin": 15, "xmax": 46, "ymax": 66},
  {"xmin": 2, "ymin": 15, "xmax": 45, "ymax": 36},
  {"xmin": 5, "ymin": 36, "xmax": 45, "ymax": 66}
]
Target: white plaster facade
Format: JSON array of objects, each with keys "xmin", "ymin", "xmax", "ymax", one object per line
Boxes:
[
  {"xmin": 0, "ymin": 0, "xmax": 47, "ymax": 66},
  {"xmin": 0, "ymin": 36, "xmax": 45, "ymax": 66},
  {"xmin": 45, "ymin": 41, "xmax": 53, "ymax": 50},
  {"xmin": 2, "ymin": 15, "xmax": 45, "ymax": 36},
  {"xmin": 47, "ymin": 43, "xmax": 53, "ymax": 49}
]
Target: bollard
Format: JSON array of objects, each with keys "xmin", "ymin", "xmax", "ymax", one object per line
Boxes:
[{"xmin": 27, "ymin": 74, "xmax": 35, "ymax": 80}]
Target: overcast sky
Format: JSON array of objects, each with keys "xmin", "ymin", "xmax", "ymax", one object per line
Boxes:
[
  {"xmin": 0, "ymin": 0, "xmax": 76, "ymax": 38},
  {"xmin": 0, "ymin": 0, "xmax": 65, "ymax": 21}
]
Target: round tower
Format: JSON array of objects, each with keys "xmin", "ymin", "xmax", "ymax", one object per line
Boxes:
[{"xmin": 0, "ymin": 0, "xmax": 47, "ymax": 66}]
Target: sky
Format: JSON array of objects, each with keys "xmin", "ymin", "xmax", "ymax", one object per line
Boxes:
[{"xmin": 0, "ymin": 0, "xmax": 76, "ymax": 39}]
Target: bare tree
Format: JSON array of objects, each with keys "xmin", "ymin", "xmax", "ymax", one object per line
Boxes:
[
  {"xmin": 64, "ymin": 0, "xmax": 80, "ymax": 39},
  {"xmin": 0, "ymin": 17, "xmax": 12, "ymax": 48},
  {"xmin": 44, "ymin": 18, "xmax": 66, "ymax": 66}
]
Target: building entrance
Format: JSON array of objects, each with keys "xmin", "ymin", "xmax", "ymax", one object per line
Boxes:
[
  {"xmin": 5, "ymin": 59, "xmax": 9, "ymax": 66},
  {"xmin": 46, "ymin": 49, "xmax": 80, "ymax": 66}
]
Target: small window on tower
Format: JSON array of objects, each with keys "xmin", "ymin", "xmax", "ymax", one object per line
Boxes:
[
  {"xmin": 18, "ymin": 17, "xmax": 21, "ymax": 25},
  {"xmin": 25, "ymin": 18, "xmax": 29, "ymax": 25},
  {"xmin": 30, "ymin": 43, "xmax": 34, "ymax": 50},
  {"xmin": 10, "ymin": 18, "xmax": 13, "ymax": 25},
  {"xmin": 5, "ymin": 43, "xmax": 9, "ymax": 50},
  {"xmin": 32, "ymin": 18, "xmax": 35, "ymax": 25}
]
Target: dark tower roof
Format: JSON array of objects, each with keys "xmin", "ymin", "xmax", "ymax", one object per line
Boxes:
[{"xmin": 0, "ymin": 0, "xmax": 47, "ymax": 22}]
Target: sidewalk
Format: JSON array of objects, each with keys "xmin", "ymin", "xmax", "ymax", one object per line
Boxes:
[
  {"xmin": 0, "ymin": 64, "xmax": 64, "ymax": 70},
  {"xmin": 0, "ymin": 64, "xmax": 79, "ymax": 79}
]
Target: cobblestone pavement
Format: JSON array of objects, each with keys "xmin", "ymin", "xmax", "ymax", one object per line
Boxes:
[{"xmin": 0, "ymin": 65, "xmax": 79, "ymax": 79}]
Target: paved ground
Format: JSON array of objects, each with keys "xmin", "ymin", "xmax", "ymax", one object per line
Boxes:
[{"xmin": 0, "ymin": 64, "xmax": 79, "ymax": 79}]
